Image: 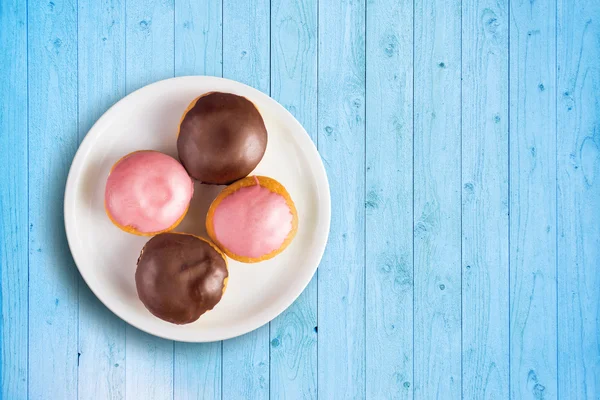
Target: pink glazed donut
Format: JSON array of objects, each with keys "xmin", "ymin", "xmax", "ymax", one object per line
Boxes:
[
  {"xmin": 206, "ymin": 176, "xmax": 298, "ymax": 263},
  {"xmin": 104, "ymin": 151, "xmax": 194, "ymax": 236}
]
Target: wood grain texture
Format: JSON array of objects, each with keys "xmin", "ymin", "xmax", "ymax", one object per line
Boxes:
[
  {"xmin": 223, "ymin": 0, "xmax": 270, "ymax": 93},
  {"xmin": 6, "ymin": 2, "xmax": 600, "ymax": 398},
  {"xmin": 125, "ymin": 1, "xmax": 174, "ymax": 398},
  {"xmin": 0, "ymin": 0, "xmax": 28, "ymax": 398},
  {"xmin": 557, "ymin": 0, "xmax": 600, "ymax": 398},
  {"xmin": 174, "ymin": 0, "xmax": 222, "ymax": 77},
  {"xmin": 77, "ymin": 1, "xmax": 126, "ymax": 398},
  {"xmin": 222, "ymin": 0, "xmax": 271, "ymax": 398},
  {"xmin": 269, "ymin": 279, "xmax": 317, "ymax": 400},
  {"xmin": 365, "ymin": 0, "xmax": 413, "ymax": 397},
  {"xmin": 27, "ymin": 0, "xmax": 79, "ymax": 398},
  {"xmin": 126, "ymin": 329, "xmax": 174, "ymax": 400},
  {"xmin": 172, "ymin": 1, "xmax": 223, "ymax": 398},
  {"xmin": 413, "ymin": 0, "xmax": 462, "ymax": 398},
  {"xmin": 173, "ymin": 342, "xmax": 221, "ymax": 400},
  {"xmin": 317, "ymin": 0, "xmax": 366, "ymax": 398},
  {"xmin": 270, "ymin": 0, "xmax": 318, "ymax": 397},
  {"xmin": 509, "ymin": 0, "xmax": 558, "ymax": 398},
  {"xmin": 125, "ymin": 0, "xmax": 175, "ymax": 93},
  {"xmin": 461, "ymin": 0, "xmax": 509, "ymax": 398}
]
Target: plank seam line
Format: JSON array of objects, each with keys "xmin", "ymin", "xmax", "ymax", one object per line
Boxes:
[
  {"xmin": 221, "ymin": 0, "xmax": 224, "ymax": 78},
  {"xmin": 554, "ymin": 0, "xmax": 559, "ymax": 396},
  {"xmin": 26, "ymin": 0, "xmax": 30, "ymax": 398},
  {"xmin": 507, "ymin": 0, "xmax": 511, "ymax": 396},
  {"xmin": 459, "ymin": 0, "xmax": 463, "ymax": 397},
  {"xmin": 173, "ymin": 0, "xmax": 176, "ymax": 77},
  {"xmin": 363, "ymin": 0, "xmax": 367, "ymax": 396},
  {"xmin": 411, "ymin": 0, "xmax": 415, "ymax": 395}
]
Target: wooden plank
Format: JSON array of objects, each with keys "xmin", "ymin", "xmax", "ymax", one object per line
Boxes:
[
  {"xmin": 269, "ymin": 278, "xmax": 318, "ymax": 399},
  {"xmin": 125, "ymin": 0, "xmax": 175, "ymax": 93},
  {"xmin": 413, "ymin": 0, "xmax": 462, "ymax": 397},
  {"xmin": 0, "ymin": 0, "xmax": 28, "ymax": 398},
  {"xmin": 76, "ymin": 1, "xmax": 127, "ymax": 399},
  {"xmin": 174, "ymin": 0, "xmax": 222, "ymax": 77},
  {"xmin": 317, "ymin": 0, "xmax": 366, "ymax": 398},
  {"xmin": 461, "ymin": 0, "xmax": 509, "ymax": 398},
  {"xmin": 173, "ymin": 341, "xmax": 221, "ymax": 400},
  {"xmin": 269, "ymin": 0, "xmax": 318, "ymax": 397},
  {"xmin": 365, "ymin": 0, "xmax": 413, "ymax": 397},
  {"xmin": 557, "ymin": 0, "xmax": 600, "ymax": 398},
  {"xmin": 27, "ymin": 0, "xmax": 79, "ymax": 398},
  {"xmin": 509, "ymin": 1, "xmax": 558, "ymax": 398},
  {"xmin": 173, "ymin": 1, "xmax": 222, "ymax": 398},
  {"xmin": 222, "ymin": 0, "xmax": 270, "ymax": 92},
  {"xmin": 125, "ymin": 329, "xmax": 174, "ymax": 399},
  {"xmin": 125, "ymin": 1, "xmax": 175, "ymax": 398},
  {"xmin": 221, "ymin": 0, "xmax": 270, "ymax": 398}
]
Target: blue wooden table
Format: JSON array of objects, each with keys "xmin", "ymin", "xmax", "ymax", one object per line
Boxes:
[{"xmin": 1, "ymin": 0, "xmax": 599, "ymax": 398}]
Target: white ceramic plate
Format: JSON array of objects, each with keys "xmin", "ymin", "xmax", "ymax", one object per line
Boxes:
[{"xmin": 65, "ymin": 76, "xmax": 330, "ymax": 342}]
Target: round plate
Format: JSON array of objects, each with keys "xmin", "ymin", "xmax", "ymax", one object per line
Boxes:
[{"xmin": 65, "ymin": 76, "xmax": 330, "ymax": 342}]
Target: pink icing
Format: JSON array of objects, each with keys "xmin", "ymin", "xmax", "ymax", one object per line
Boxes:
[
  {"xmin": 105, "ymin": 151, "xmax": 193, "ymax": 233},
  {"xmin": 212, "ymin": 180, "xmax": 293, "ymax": 258}
]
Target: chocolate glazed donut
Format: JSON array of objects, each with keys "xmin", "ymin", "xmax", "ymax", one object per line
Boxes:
[
  {"xmin": 135, "ymin": 233, "xmax": 228, "ymax": 325},
  {"xmin": 177, "ymin": 92, "xmax": 268, "ymax": 184}
]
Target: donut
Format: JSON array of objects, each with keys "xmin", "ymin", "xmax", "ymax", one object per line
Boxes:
[
  {"xmin": 104, "ymin": 150, "xmax": 193, "ymax": 236},
  {"xmin": 135, "ymin": 232, "xmax": 228, "ymax": 325},
  {"xmin": 177, "ymin": 92, "xmax": 268, "ymax": 184},
  {"xmin": 206, "ymin": 176, "xmax": 298, "ymax": 263}
]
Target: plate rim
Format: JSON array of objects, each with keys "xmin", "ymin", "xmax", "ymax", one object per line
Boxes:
[{"xmin": 64, "ymin": 75, "xmax": 331, "ymax": 342}]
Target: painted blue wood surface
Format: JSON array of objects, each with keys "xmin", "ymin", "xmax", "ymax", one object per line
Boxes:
[
  {"xmin": 461, "ymin": 0, "xmax": 509, "ymax": 398},
  {"xmin": 27, "ymin": 0, "xmax": 80, "ymax": 399},
  {"xmin": 413, "ymin": 0, "xmax": 462, "ymax": 397},
  {"xmin": 365, "ymin": 0, "xmax": 413, "ymax": 397},
  {"xmin": 557, "ymin": 0, "xmax": 600, "ymax": 398},
  {"xmin": 77, "ymin": 0, "xmax": 126, "ymax": 398},
  {"xmin": 0, "ymin": 0, "xmax": 599, "ymax": 399},
  {"xmin": 317, "ymin": 0, "xmax": 366, "ymax": 398},
  {"xmin": 509, "ymin": 0, "xmax": 558, "ymax": 398},
  {"xmin": 0, "ymin": 1, "xmax": 28, "ymax": 398}
]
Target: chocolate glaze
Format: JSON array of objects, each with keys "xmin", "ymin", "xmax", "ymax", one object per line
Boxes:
[
  {"xmin": 177, "ymin": 92, "xmax": 268, "ymax": 184},
  {"xmin": 135, "ymin": 233, "xmax": 228, "ymax": 325}
]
